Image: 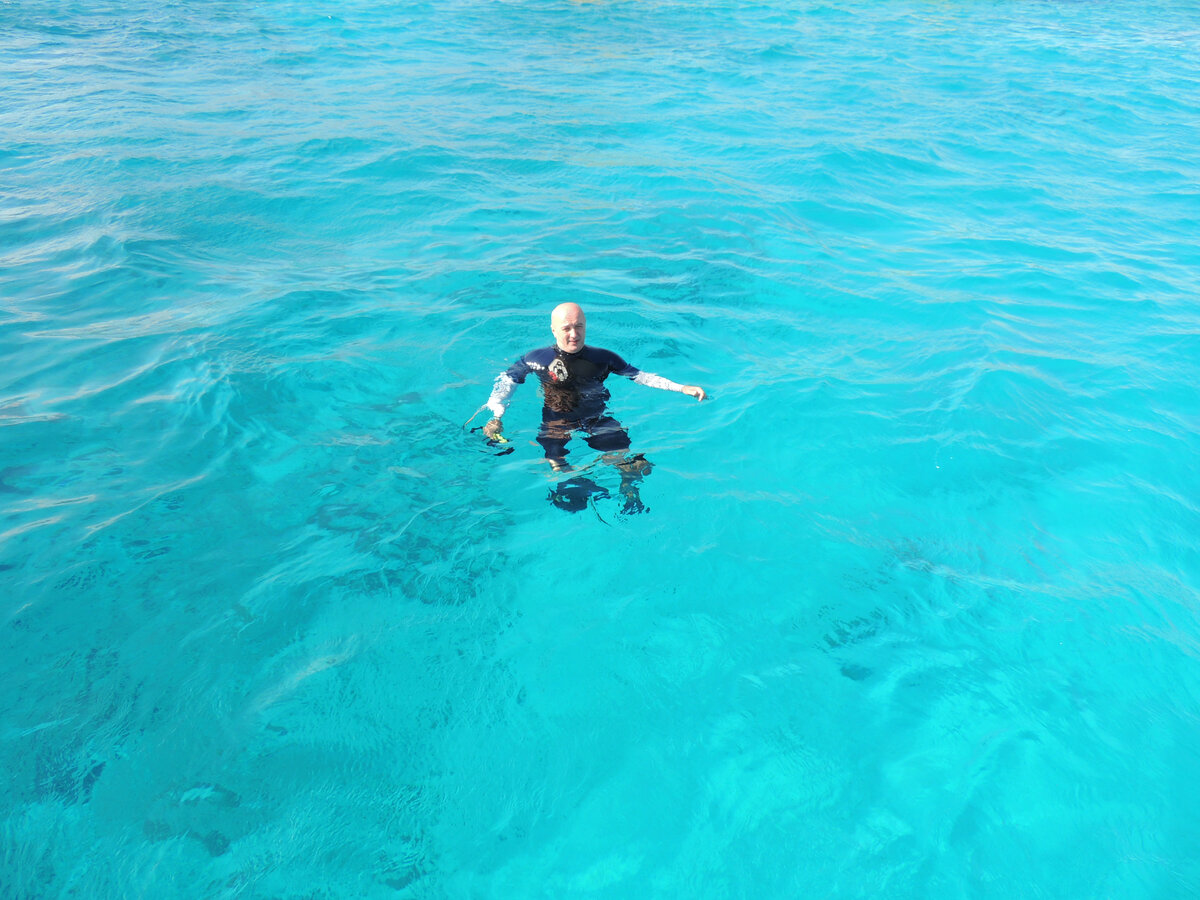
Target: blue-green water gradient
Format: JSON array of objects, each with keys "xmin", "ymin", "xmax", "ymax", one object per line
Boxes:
[{"xmin": 3, "ymin": 0, "xmax": 1200, "ymax": 896}]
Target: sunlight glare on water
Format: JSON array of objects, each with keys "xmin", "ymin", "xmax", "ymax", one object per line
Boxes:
[{"xmin": 3, "ymin": 0, "xmax": 1200, "ymax": 896}]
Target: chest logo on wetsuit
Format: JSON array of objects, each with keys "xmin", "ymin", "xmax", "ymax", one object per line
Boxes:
[{"xmin": 549, "ymin": 358, "xmax": 570, "ymax": 383}]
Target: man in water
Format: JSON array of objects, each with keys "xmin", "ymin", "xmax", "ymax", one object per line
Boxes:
[{"xmin": 483, "ymin": 302, "xmax": 706, "ymax": 513}]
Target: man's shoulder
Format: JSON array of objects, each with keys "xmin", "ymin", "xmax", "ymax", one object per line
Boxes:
[
  {"xmin": 580, "ymin": 346, "xmax": 634, "ymax": 372},
  {"xmin": 517, "ymin": 345, "xmax": 626, "ymax": 368},
  {"xmin": 580, "ymin": 345, "xmax": 624, "ymax": 365}
]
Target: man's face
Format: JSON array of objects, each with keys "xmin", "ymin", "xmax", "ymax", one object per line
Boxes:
[{"xmin": 551, "ymin": 304, "xmax": 586, "ymax": 353}]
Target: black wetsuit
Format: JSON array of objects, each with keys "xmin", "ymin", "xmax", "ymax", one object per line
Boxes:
[{"xmin": 486, "ymin": 344, "xmax": 679, "ymax": 461}]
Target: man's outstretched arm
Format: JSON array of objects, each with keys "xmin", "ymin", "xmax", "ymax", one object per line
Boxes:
[{"xmin": 631, "ymin": 369, "xmax": 706, "ymax": 402}]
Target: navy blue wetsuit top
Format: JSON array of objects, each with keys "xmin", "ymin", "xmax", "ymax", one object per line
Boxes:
[
  {"xmin": 485, "ymin": 343, "xmax": 683, "ymax": 424},
  {"xmin": 502, "ymin": 345, "xmax": 638, "ymax": 418}
]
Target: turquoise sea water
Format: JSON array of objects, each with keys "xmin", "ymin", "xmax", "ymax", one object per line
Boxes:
[{"xmin": 4, "ymin": 0, "xmax": 1200, "ymax": 896}]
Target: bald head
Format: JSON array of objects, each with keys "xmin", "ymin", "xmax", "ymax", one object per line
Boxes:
[{"xmin": 550, "ymin": 303, "xmax": 586, "ymax": 353}]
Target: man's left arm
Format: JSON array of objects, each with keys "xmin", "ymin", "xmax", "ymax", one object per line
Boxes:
[
  {"xmin": 611, "ymin": 352, "xmax": 707, "ymax": 402},
  {"xmin": 633, "ymin": 370, "xmax": 706, "ymax": 401}
]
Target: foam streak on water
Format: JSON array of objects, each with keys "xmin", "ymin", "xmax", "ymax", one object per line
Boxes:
[{"xmin": 3, "ymin": 1, "xmax": 1200, "ymax": 896}]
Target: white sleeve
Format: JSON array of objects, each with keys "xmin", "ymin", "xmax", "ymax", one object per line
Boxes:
[
  {"xmin": 486, "ymin": 373, "xmax": 518, "ymax": 417},
  {"xmin": 633, "ymin": 371, "xmax": 684, "ymax": 393}
]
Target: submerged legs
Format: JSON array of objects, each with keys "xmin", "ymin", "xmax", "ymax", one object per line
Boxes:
[
  {"xmin": 604, "ymin": 451, "xmax": 653, "ymax": 514},
  {"xmin": 540, "ymin": 412, "xmax": 652, "ymax": 514}
]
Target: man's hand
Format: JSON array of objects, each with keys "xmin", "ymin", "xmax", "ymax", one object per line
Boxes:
[
  {"xmin": 682, "ymin": 385, "xmax": 707, "ymax": 402},
  {"xmin": 483, "ymin": 417, "xmax": 504, "ymax": 439}
]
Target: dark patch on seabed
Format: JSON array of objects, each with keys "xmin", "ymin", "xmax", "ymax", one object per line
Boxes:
[
  {"xmin": 0, "ymin": 465, "xmax": 38, "ymax": 494},
  {"xmin": 35, "ymin": 758, "xmax": 107, "ymax": 805},
  {"xmin": 315, "ymin": 400, "xmax": 512, "ymax": 602},
  {"xmin": 133, "ymin": 780, "xmax": 264, "ymax": 865}
]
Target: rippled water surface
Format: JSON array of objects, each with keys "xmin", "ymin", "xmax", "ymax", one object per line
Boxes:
[{"xmin": 4, "ymin": 0, "xmax": 1200, "ymax": 896}]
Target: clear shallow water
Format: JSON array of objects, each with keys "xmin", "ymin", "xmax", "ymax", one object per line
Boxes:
[{"xmin": 3, "ymin": 0, "xmax": 1200, "ymax": 895}]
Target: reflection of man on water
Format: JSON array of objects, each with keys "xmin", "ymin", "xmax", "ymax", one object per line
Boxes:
[{"xmin": 483, "ymin": 303, "xmax": 706, "ymax": 513}]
